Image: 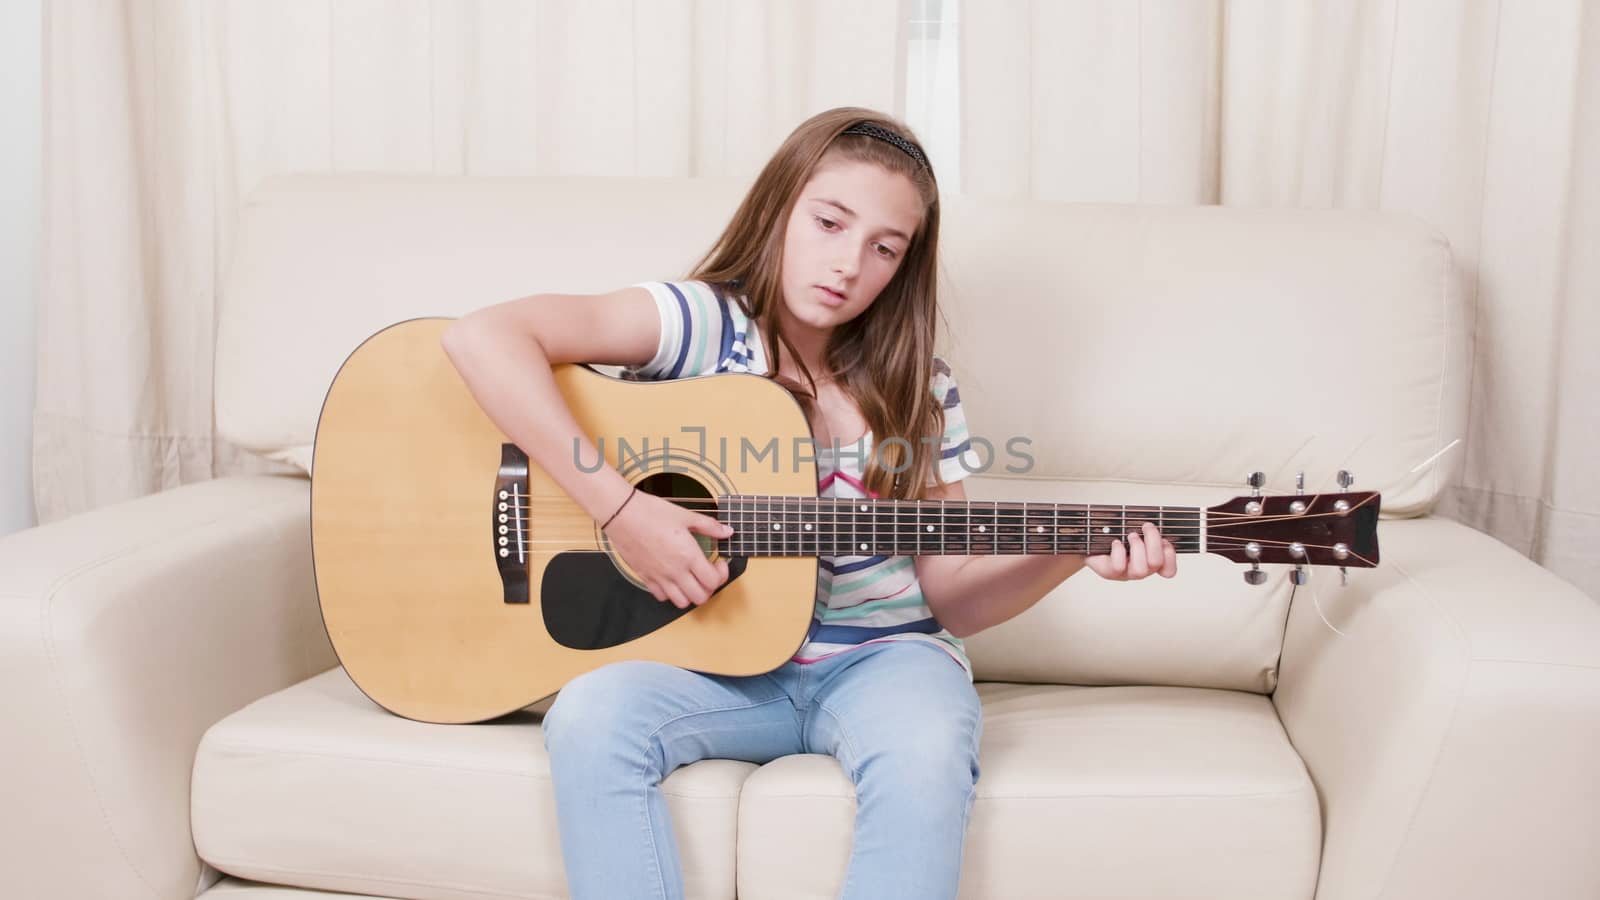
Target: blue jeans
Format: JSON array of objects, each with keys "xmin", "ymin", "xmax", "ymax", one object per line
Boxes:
[{"xmin": 541, "ymin": 639, "xmax": 983, "ymax": 900}]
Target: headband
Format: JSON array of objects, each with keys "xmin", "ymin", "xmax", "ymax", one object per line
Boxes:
[{"xmin": 840, "ymin": 122, "xmax": 930, "ymax": 171}]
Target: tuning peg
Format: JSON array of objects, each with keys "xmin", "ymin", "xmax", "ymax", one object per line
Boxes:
[
  {"xmin": 1290, "ymin": 565, "xmax": 1308, "ymax": 586},
  {"xmin": 1337, "ymin": 470, "xmax": 1355, "ymax": 489},
  {"xmin": 1245, "ymin": 471, "xmax": 1266, "ymax": 514},
  {"xmin": 1243, "ymin": 562, "xmax": 1267, "ymax": 586},
  {"xmin": 1290, "ymin": 472, "xmax": 1309, "ymax": 513}
]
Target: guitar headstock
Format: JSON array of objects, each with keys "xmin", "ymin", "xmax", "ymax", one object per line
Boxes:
[{"xmin": 1206, "ymin": 470, "xmax": 1380, "ymax": 585}]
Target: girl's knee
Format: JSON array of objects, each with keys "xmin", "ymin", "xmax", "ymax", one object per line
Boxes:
[
  {"xmin": 541, "ymin": 661, "xmax": 665, "ymax": 755},
  {"xmin": 854, "ymin": 718, "xmax": 981, "ymax": 790}
]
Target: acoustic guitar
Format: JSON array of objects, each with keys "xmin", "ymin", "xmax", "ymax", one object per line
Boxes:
[{"xmin": 311, "ymin": 318, "xmax": 1380, "ymax": 724}]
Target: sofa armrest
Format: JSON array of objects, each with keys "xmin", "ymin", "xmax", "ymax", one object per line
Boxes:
[
  {"xmin": 1273, "ymin": 516, "xmax": 1600, "ymax": 900},
  {"xmin": 0, "ymin": 475, "xmax": 336, "ymax": 900}
]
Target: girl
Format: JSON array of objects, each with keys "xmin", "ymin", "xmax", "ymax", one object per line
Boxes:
[{"xmin": 442, "ymin": 107, "xmax": 1177, "ymax": 900}]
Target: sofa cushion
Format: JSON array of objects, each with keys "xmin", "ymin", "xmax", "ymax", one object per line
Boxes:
[
  {"xmin": 192, "ymin": 668, "xmax": 752, "ymax": 900},
  {"xmin": 737, "ymin": 683, "xmax": 1321, "ymax": 900},
  {"xmin": 200, "ymin": 879, "xmax": 405, "ymax": 900},
  {"xmin": 195, "ymin": 670, "xmax": 1319, "ymax": 900}
]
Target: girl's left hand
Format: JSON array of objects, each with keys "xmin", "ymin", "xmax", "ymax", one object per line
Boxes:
[{"xmin": 1085, "ymin": 521, "xmax": 1178, "ymax": 581}]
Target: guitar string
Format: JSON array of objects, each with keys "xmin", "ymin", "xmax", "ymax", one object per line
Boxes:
[
  {"xmin": 493, "ymin": 495, "xmax": 1375, "ymax": 530},
  {"xmin": 483, "ymin": 536, "xmax": 1376, "ymax": 567},
  {"xmin": 501, "ymin": 506, "xmax": 1369, "ymax": 530}
]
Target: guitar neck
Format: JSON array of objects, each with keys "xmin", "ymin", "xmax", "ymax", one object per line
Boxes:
[{"xmin": 715, "ymin": 496, "xmax": 1202, "ymax": 558}]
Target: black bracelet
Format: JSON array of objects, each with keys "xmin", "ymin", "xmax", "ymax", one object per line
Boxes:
[{"xmin": 601, "ymin": 485, "xmax": 639, "ymax": 530}]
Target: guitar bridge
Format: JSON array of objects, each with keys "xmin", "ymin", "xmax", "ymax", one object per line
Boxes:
[{"xmin": 494, "ymin": 444, "xmax": 530, "ymax": 604}]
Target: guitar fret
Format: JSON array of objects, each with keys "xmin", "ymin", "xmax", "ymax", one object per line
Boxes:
[
  {"xmin": 792, "ymin": 495, "xmax": 804, "ymax": 556},
  {"xmin": 1032, "ymin": 503, "xmax": 1048, "ymax": 553},
  {"xmin": 884, "ymin": 500, "xmax": 896, "ymax": 555},
  {"xmin": 906, "ymin": 500, "xmax": 914, "ymax": 555},
  {"xmin": 909, "ymin": 500, "xmax": 918, "ymax": 555},
  {"xmin": 813, "ymin": 497, "xmax": 822, "ymax": 556},
  {"xmin": 885, "ymin": 499, "xmax": 897, "ymax": 556},
  {"xmin": 890, "ymin": 499, "xmax": 902, "ymax": 556},
  {"xmin": 921, "ymin": 496, "xmax": 934, "ymax": 554},
  {"xmin": 922, "ymin": 500, "xmax": 933, "ymax": 555},
  {"xmin": 959, "ymin": 500, "xmax": 970, "ymax": 555},
  {"xmin": 838, "ymin": 496, "xmax": 851, "ymax": 554},
  {"xmin": 850, "ymin": 498, "xmax": 860, "ymax": 556},
  {"xmin": 1002, "ymin": 501, "xmax": 1014, "ymax": 555},
  {"xmin": 1066, "ymin": 504, "xmax": 1088, "ymax": 555},
  {"xmin": 1086, "ymin": 504, "xmax": 1104, "ymax": 555},
  {"xmin": 901, "ymin": 500, "xmax": 915, "ymax": 555},
  {"xmin": 781, "ymin": 495, "xmax": 792, "ymax": 555},
  {"xmin": 845, "ymin": 498, "xmax": 852, "ymax": 556},
  {"xmin": 869, "ymin": 499, "xmax": 878, "ymax": 556},
  {"xmin": 793, "ymin": 493, "xmax": 806, "ymax": 557},
  {"xmin": 784, "ymin": 495, "xmax": 795, "ymax": 556},
  {"xmin": 803, "ymin": 497, "xmax": 815, "ymax": 556},
  {"xmin": 970, "ymin": 501, "xmax": 991, "ymax": 555},
  {"xmin": 947, "ymin": 499, "xmax": 967, "ymax": 555},
  {"xmin": 899, "ymin": 500, "xmax": 908, "ymax": 556},
  {"xmin": 1019, "ymin": 500, "xmax": 1027, "ymax": 555},
  {"xmin": 828, "ymin": 498, "xmax": 837, "ymax": 556},
  {"xmin": 923, "ymin": 498, "xmax": 932, "ymax": 555},
  {"xmin": 868, "ymin": 499, "xmax": 877, "ymax": 556},
  {"xmin": 998, "ymin": 501, "xmax": 1020, "ymax": 554}
]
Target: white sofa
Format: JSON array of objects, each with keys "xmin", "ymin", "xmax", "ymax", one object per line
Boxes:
[{"xmin": 5, "ymin": 174, "xmax": 1598, "ymax": 900}]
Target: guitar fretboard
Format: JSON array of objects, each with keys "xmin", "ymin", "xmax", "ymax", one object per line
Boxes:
[{"xmin": 715, "ymin": 497, "xmax": 1202, "ymax": 558}]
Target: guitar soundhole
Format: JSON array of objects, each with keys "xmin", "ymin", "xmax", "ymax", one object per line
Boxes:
[
  {"xmin": 638, "ymin": 472, "xmax": 717, "ymax": 555},
  {"xmin": 540, "ymin": 472, "xmax": 746, "ymax": 650}
]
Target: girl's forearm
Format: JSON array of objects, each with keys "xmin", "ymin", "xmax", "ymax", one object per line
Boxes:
[
  {"xmin": 924, "ymin": 554, "xmax": 1088, "ymax": 638},
  {"xmin": 441, "ymin": 318, "xmax": 632, "ymax": 523}
]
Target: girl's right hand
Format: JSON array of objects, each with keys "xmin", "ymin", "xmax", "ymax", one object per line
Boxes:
[{"xmin": 602, "ymin": 491, "xmax": 733, "ymax": 608}]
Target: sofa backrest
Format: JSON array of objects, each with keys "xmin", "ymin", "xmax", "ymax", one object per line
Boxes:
[{"xmin": 218, "ymin": 174, "xmax": 1466, "ymax": 692}]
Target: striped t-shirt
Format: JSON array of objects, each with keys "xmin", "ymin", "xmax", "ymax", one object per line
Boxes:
[{"xmin": 622, "ymin": 280, "xmax": 983, "ymax": 677}]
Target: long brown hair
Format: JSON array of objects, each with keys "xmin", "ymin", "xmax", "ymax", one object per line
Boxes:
[{"xmin": 687, "ymin": 107, "xmax": 946, "ymax": 500}]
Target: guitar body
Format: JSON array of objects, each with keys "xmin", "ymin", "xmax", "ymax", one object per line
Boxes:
[{"xmin": 312, "ymin": 318, "xmax": 819, "ymax": 724}]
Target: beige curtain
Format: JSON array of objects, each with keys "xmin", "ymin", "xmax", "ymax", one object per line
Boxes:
[
  {"xmin": 962, "ymin": 0, "xmax": 1599, "ymax": 600},
  {"xmin": 33, "ymin": 0, "xmax": 906, "ymax": 522},
  {"xmin": 37, "ymin": 1, "xmax": 1597, "ymax": 599}
]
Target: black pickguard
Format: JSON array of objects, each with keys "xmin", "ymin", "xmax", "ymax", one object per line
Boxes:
[{"xmin": 541, "ymin": 553, "xmax": 750, "ymax": 649}]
